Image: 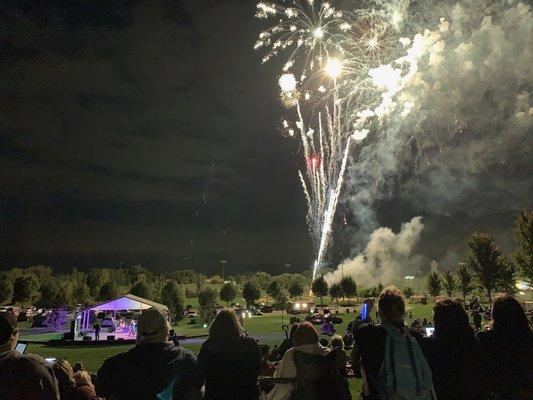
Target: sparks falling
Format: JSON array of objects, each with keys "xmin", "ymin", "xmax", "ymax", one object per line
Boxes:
[{"xmin": 254, "ymin": 0, "xmax": 430, "ymax": 279}]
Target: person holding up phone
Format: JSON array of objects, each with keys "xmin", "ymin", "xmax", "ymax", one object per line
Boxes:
[{"xmin": 0, "ymin": 312, "xmax": 60, "ymax": 399}]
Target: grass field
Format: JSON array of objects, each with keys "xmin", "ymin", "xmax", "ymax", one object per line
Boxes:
[{"xmin": 22, "ymin": 303, "xmax": 435, "ymax": 397}]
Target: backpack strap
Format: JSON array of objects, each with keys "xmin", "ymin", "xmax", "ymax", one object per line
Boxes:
[{"xmin": 404, "ymin": 332, "xmax": 422, "ymax": 393}]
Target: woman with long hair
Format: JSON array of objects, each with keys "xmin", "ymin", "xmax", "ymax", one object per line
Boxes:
[
  {"xmin": 267, "ymin": 321, "xmax": 331, "ymax": 400},
  {"xmin": 198, "ymin": 309, "xmax": 261, "ymax": 400},
  {"xmin": 477, "ymin": 293, "xmax": 533, "ymax": 400},
  {"xmin": 424, "ymin": 297, "xmax": 491, "ymax": 400}
]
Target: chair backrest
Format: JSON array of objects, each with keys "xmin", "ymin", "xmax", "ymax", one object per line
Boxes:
[{"xmin": 292, "ymin": 348, "xmax": 347, "ymax": 400}]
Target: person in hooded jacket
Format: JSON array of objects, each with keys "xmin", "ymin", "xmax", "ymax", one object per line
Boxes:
[
  {"xmin": 424, "ymin": 297, "xmax": 491, "ymax": 400},
  {"xmin": 198, "ymin": 309, "xmax": 261, "ymax": 400},
  {"xmin": 477, "ymin": 293, "xmax": 533, "ymax": 400},
  {"xmin": 96, "ymin": 308, "xmax": 200, "ymax": 400}
]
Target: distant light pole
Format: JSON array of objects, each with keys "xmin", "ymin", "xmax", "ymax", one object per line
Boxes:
[
  {"xmin": 220, "ymin": 260, "xmax": 227, "ymax": 282},
  {"xmin": 284, "ymin": 263, "xmax": 291, "ymax": 274},
  {"xmin": 418, "ymin": 270, "xmax": 422, "ymax": 294}
]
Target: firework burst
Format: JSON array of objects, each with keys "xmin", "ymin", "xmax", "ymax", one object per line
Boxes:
[{"xmin": 255, "ymin": 1, "xmax": 401, "ymax": 280}]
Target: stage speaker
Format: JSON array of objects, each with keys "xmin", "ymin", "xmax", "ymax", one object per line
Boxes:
[
  {"xmin": 107, "ymin": 335, "xmax": 115, "ymax": 341},
  {"xmin": 63, "ymin": 332, "xmax": 74, "ymax": 341},
  {"xmin": 83, "ymin": 336, "xmax": 92, "ymax": 341}
]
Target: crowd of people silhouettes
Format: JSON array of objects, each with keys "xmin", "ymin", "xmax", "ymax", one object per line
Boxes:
[{"xmin": 0, "ymin": 286, "xmax": 532, "ymax": 400}]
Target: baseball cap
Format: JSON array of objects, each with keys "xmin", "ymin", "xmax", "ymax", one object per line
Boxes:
[
  {"xmin": 0, "ymin": 312, "xmax": 17, "ymax": 345},
  {"xmin": 137, "ymin": 308, "xmax": 169, "ymax": 343}
]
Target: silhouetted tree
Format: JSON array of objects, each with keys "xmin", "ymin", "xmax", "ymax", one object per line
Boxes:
[
  {"xmin": 266, "ymin": 280, "xmax": 282, "ymax": 305},
  {"xmin": 161, "ymin": 280, "xmax": 185, "ymax": 322},
  {"xmin": 98, "ymin": 281, "xmax": 120, "ymax": 301},
  {"xmin": 427, "ymin": 272, "xmax": 442, "ymax": 299},
  {"xmin": 0, "ymin": 273, "xmax": 13, "ymax": 305},
  {"xmin": 340, "ymin": 276, "xmax": 357, "ymax": 300},
  {"xmin": 329, "ymin": 283, "xmax": 343, "ymax": 308},
  {"xmin": 512, "ymin": 211, "xmax": 533, "ymax": 285},
  {"xmin": 130, "ymin": 279, "xmax": 151, "ymax": 299},
  {"xmin": 242, "ymin": 280, "xmax": 261, "ymax": 306},
  {"xmin": 465, "ymin": 232, "xmax": 514, "ymax": 302},
  {"xmin": 442, "ymin": 270, "xmax": 456, "ymax": 297},
  {"xmin": 456, "ymin": 263, "xmax": 474, "ymax": 303},
  {"xmin": 311, "ymin": 276, "xmax": 329, "ymax": 305},
  {"xmin": 273, "ymin": 290, "xmax": 289, "ymax": 323},
  {"xmin": 253, "ymin": 272, "xmax": 272, "ymax": 290},
  {"xmin": 12, "ymin": 275, "xmax": 37, "ymax": 308},
  {"xmin": 219, "ymin": 282, "xmax": 237, "ymax": 306},
  {"xmin": 198, "ymin": 287, "xmax": 217, "ymax": 324},
  {"xmin": 288, "ymin": 281, "xmax": 304, "ymax": 300}
]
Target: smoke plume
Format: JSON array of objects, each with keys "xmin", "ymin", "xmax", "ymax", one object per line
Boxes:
[
  {"xmin": 326, "ymin": 216, "xmax": 423, "ymax": 286},
  {"xmin": 331, "ymin": 1, "xmax": 532, "ymax": 283}
]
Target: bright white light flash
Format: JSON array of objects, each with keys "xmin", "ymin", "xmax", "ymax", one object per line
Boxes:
[
  {"xmin": 279, "ymin": 73, "xmax": 297, "ymax": 92},
  {"xmin": 313, "ymin": 27, "xmax": 324, "ymax": 39},
  {"xmin": 325, "ymin": 58, "xmax": 342, "ymax": 79}
]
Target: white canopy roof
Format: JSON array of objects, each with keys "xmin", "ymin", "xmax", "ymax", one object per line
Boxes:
[{"xmin": 80, "ymin": 293, "xmax": 169, "ymax": 313}]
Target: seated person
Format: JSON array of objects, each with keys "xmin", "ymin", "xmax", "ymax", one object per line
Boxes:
[
  {"xmin": 73, "ymin": 370, "xmax": 98, "ymax": 400},
  {"xmin": 198, "ymin": 309, "xmax": 261, "ymax": 400},
  {"xmin": 96, "ymin": 308, "xmax": 199, "ymax": 400},
  {"xmin": 268, "ymin": 323, "xmax": 299, "ymax": 362},
  {"xmin": 267, "ymin": 321, "xmax": 330, "ymax": 400},
  {"xmin": 53, "ymin": 359, "xmax": 98, "ymax": 400},
  {"xmin": 0, "ymin": 312, "xmax": 60, "ymax": 400},
  {"xmin": 330, "ymin": 335, "xmax": 348, "ymax": 378}
]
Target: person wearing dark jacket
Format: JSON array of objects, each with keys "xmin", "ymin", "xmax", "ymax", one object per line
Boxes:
[
  {"xmin": 96, "ymin": 308, "xmax": 200, "ymax": 400},
  {"xmin": 424, "ymin": 297, "xmax": 491, "ymax": 400},
  {"xmin": 198, "ymin": 309, "xmax": 261, "ymax": 400},
  {"xmin": 477, "ymin": 293, "xmax": 533, "ymax": 400},
  {"xmin": 0, "ymin": 311, "xmax": 60, "ymax": 400},
  {"xmin": 351, "ymin": 289, "xmax": 430, "ymax": 400}
]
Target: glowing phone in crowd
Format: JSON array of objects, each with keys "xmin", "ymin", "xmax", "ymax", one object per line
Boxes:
[
  {"xmin": 360, "ymin": 299, "xmax": 374, "ymax": 321},
  {"xmin": 425, "ymin": 327, "xmax": 435, "ymax": 337},
  {"xmin": 15, "ymin": 342, "xmax": 27, "ymax": 354}
]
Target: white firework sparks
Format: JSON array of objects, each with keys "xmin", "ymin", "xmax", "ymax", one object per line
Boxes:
[{"xmin": 255, "ymin": 1, "xmax": 405, "ymax": 280}]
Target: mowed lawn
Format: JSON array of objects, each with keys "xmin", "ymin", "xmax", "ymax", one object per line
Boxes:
[{"xmin": 25, "ymin": 303, "xmax": 435, "ymax": 397}]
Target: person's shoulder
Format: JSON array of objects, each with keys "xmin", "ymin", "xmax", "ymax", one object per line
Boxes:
[
  {"xmin": 10, "ymin": 353, "xmax": 55, "ymax": 377},
  {"xmin": 355, "ymin": 322, "xmax": 383, "ymax": 337},
  {"xmin": 18, "ymin": 353, "xmax": 51, "ymax": 368},
  {"xmin": 476, "ymin": 330, "xmax": 495, "ymax": 345},
  {"xmin": 408, "ymin": 327, "xmax": 424, "ymax": 341},
  {"xmin": 173, "ymin": 345, "xmax": 198, "ymax": 364},
  {"xmin": 99, "ymin": 349, "xmax": 130, "ymax": 371},
  {"xmin": 240, "ymin": 334, "xmax": 259, "ymax": 345}
]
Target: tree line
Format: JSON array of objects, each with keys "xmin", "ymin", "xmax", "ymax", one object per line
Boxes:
[{"xmin": 425, "ymin": 211, "xmax": 531, "ymax": 302}]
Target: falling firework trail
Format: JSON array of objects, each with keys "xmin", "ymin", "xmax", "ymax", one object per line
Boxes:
[{"xmin": 254, "ymin": 1, "xmax": 436, "ymax": 279}]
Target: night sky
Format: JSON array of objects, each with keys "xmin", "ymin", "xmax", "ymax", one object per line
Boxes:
[{"xmin": 0, "ymin": 1, "xmax": 529, "ymax": 274}]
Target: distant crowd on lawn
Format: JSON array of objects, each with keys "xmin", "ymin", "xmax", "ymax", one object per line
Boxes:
[{"xmin": 1, "ymin": 287, "xmax": 532, "ymax": 400}]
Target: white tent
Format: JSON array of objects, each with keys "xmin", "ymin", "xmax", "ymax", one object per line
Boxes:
[{"xmin": 75, "ymin": 294, "xmax": 169, "ymax": 336}]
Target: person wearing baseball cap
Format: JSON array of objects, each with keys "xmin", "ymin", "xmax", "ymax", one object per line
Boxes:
[
  {"xmin": 0, "ymin": 311, "xmax": 60, "ymax": 399},
  {"xmin": 96, "ymin": 307, "xmax": 201, "ymax": 399}
]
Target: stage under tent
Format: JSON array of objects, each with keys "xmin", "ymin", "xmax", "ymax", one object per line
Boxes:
[{"xmin": 74, "ymin": 294, "xmax": 170, "ymax": 341}]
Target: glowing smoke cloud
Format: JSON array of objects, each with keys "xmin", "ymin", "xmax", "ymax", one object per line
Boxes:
[
  {"xmin": 325, "ymin": 217, "xmax": 424, "ymax": 286},
  {"xmin": 256, "ymin": 1, "xmax": 532, "ymax": 283}
]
